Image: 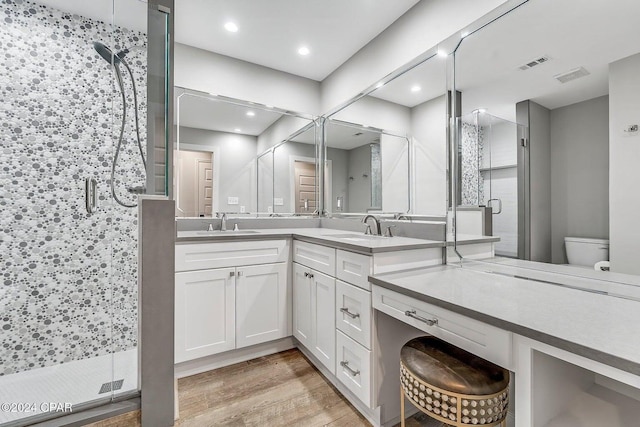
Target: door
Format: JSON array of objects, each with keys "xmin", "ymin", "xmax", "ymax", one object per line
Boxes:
[
  {"xmin": 236, "ymin": 263, "xmax": 288, "ymax": 348},
  {"xmin": 312, "ymin": 269, "xmax": 336, "ymax": 375},
  {"xmin": 293, "ymin": 263, "xmax": 313, "ymax": 348},
  {"xmin": 174, "ymin": 149, "xmax": 213, "ymax": 217},
  {"xmin": 175, "ymin": 268, "xmax": 236, "ymax": 363},
  {"xmin": 196, "ymin": 156, "xmax": 213, "ymax": 216},
  {"xmin": 294, "ymin": 160, "xmax": 317, "ymax": 213}
]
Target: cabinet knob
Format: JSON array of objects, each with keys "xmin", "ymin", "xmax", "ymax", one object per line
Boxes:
[
  {"xmin": 237, "ymin": 271, "xmax": 243, "ymax": 277},
  {"xmin": 304, "ymin": 272, "xmax": 309, "ymax": 278},
  {"xmin": 229, "ymin": 271, "xmax": 235, "ymax": 277},
  {"xmin": 308, "ymin": 273, "xmax": 314, "ymax": 278}
]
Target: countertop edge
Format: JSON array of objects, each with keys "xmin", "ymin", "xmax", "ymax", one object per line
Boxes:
[
  {"xmin": 176, "ymin": 231, "xmax": 444, "ymax": 254},
  {"xmin": 368, "ymin": 275, "xmax": 640, "ymax": 376}
]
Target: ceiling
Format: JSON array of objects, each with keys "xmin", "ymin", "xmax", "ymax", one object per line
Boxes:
[
  {"xmin": 176, "ymin": 91, "xmax": 286, "ymax": 136},
  {"xmin": 365, "ymin": 0, "xmax": 640, "ymax": 120},
  {"xmin": 35, "ymin": 0, "xmax": 640, "ymax": 126},
  {"xmin": 174, "ymin": 0, "xmax": 420, "ymax": 81},
  {"xmin": 35, "ymin": 0, "xmax": 147, "ymax": 33},
  {"xmin": 370, "ymin": 56, "xmax": 447, "ymax": 108}
]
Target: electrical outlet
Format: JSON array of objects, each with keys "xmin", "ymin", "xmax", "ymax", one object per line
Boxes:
[
  {"xmin": 274, "ymin": 198, "xmax": 284, "ymax": 206},
  {"xmin": 240, "ymin": 206, "xmax": 245, "ymax": 213},
  {"xmin": 227, "ymin": 196, "xmax": 239, "ymax": 205}
]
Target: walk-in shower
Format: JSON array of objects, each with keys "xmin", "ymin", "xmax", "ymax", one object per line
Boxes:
[
  {"xmin": 93, "ymin": 41, "xmax": 147, "ymax": 208},
  {"xmin": 0, "ymin": 0, "xmax": 170, "ymax": 425}
]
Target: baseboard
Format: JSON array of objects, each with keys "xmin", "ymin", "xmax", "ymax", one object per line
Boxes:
[{"xmin": 174, "ymin": 337, "xmax": 295, "ymax": 379}]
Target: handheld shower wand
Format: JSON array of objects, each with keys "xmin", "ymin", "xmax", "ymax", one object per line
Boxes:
[{"xmin": 93, "ymin": 41, "xmax": 146, "ymax": 208}]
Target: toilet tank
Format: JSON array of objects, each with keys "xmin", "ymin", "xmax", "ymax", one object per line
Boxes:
[{"xmin": 564, "ymin": 237, "xmax": 609, "ymax": 267}]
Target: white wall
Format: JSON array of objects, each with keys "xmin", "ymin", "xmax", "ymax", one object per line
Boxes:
[
  {"xmin": 175, "ymin": 43, "xmax": 321, "ymax": 115},
  {"xmin": 410, "ymin": 95, "xmax": 447, "ymax": 215},
  {"xmin": 327, "ymin": 147, "xmax": 350, "ymax": 212},
  {"xmin": 177, "ymin": 126, "xmax": 257, "ymax": 213},
  {"xmin": 257, "ymin": 115, "xmax": 315, "ymax": 154},
  {"xmin": 332, "ymin": 96, "xmax": 411, "ymax": 133},
  {"xmin": 609, "ymin": 53, "xmax": 640, "ymax": 275},
  {"xmin": 320, "ymin": 0, "xmax": 509, "ymax": 112},
  {"xmin": 381, "ymin": 134, "xmax": 410, "ymax": 212},
  {"xmin": 550, "ymin": 96, "xmax": 609, "ymax": 264},
  {"xmin": 348, "ymin": 144, "xmax": 373, "ymax": 212}
]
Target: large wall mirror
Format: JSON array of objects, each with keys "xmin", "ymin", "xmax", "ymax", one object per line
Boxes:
[
  {"xmin": 328, "ymin": 51, "xmax": 448, "ymax": 218},
  {"xmin": 175, "ymin": 88, "xmax": 316, "ymax": 217},
  {"xmin": 324, "ymin": 119, "xmax": 410, "ymax": 215},
  {"xmin": 453, "ymin": 0, "xmax": 640, "ymax": 279}
]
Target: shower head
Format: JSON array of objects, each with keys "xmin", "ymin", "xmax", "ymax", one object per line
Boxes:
[
  {"xmin": 93, "ymin": 41, "xmax": 130, "ymax": 65},
  {"xmin": 93, "ymin": 41, "xmax": 120, "ymax": 65}
]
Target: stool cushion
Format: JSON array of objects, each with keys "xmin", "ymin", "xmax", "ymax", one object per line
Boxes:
[{"xmin": 401, "ymin": 336, "xmax": 509, "ymax": 395}]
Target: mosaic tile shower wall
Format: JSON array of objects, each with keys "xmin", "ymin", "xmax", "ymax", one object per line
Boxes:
[
  {"xmin": 0, "ymin": 0, "xmax": 146, "ymax": 375},
  {"xmin": 461, "ymin": 122, "xmax": 484, "ymax": 206}
]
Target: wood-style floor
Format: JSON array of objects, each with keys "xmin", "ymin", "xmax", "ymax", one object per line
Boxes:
[{"xmin": 88, "ymin": 349, "xmax": 433, "ymax": 427}]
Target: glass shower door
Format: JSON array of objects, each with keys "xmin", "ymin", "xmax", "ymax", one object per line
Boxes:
[
  {"xmin": 0, "ymin": 1, "xmax": 149, "ymax": 425},
  {"xmin": 460, "ymin": 112, "xmax": 527, "ymax": 258}
]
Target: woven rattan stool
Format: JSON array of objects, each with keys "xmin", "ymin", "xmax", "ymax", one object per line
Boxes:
[{"xmin": 400, "ymin": 336, "xmax": 510, "ymax": 427}]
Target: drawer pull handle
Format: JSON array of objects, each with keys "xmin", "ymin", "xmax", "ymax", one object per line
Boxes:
[
  {"xmin": 309, "ymin": 273, "xmax": 314, "ymax": 278},
  {"xmin": 340, "ymin": 307, "xmax": 360, "ymax": 319},
  {"xmin": 304, "ymin": 272, "xmax": 309, "ymax": 278},
  {"xmin": 405, "ymin": 310, "xmax": 437, "ymax": 326},
  {"xmin": 340, "ymin": 361, "xmax": 360, "ymax": 377}
]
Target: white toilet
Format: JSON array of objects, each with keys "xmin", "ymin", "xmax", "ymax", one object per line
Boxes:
[{"xmin": 564, "ymin": 237, "xmax": 609, "ymax": 268}]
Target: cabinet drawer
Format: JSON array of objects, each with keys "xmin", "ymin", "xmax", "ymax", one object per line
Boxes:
[
  {"xmin": 293, "ymin": 240, "xmax": 336, "ymax": 276},
  {"xmin": 336, "ymin": 330, "xmax": 372, "ymax": 408},
  {"xmin": 336, "ymin": 250, "xmax": 372, "ymax": 290},
  {"xmin": 336, "ymin": 280, "xmax": 371, "ymax": 349},
  {"xmin": 176, "ymin": 240, "xmax": 288, "ymax": 272},
  {"xmin": 372, "ymin": 286, "xmax": 512, "ymax": 369}
]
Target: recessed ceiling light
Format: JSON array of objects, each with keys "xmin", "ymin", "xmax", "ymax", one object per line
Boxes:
[
  {"xmin": 472, "ymin": 108, "xmax": 487, "ymax": 114},
  {"xmin": 246, "ymin": 111, "xmax": 255, "ymax": 117},
  {"xmin": 265, "ymin": 105, "xmax": 274, "ymax": 109},
  {"xmin": 411, "ymin": 85, "xmax": 421, "ymax": 92},
  {"xmin": 437, "ymin": 49, "xmax": 448, "ymax": 58},
  {"xmin": 461, "ymin": 31, "xmax": 470, "ymax": 38},
  {"xmin": 224, "ymin": 22, "xmax": 238, "ymax": 33},
  {"xmin": 234, "ymin": 128, "xmax": 242, "ymax": 133},
  {"xmin": 298, "ymin": 46, "xmax": 310, "ymax": 56},
  {"xmin": 375, "ymin": 82, "xmax": 385, "ymax": 89}
]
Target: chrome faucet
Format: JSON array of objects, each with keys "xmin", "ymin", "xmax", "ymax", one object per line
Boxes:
[
  {"xmin": 217, "ymin": 212, "xmax": 227, "ymax": 231},
  {"xmin": 361, "ymin": 214, "xmax": 381, "ymax": 236}
]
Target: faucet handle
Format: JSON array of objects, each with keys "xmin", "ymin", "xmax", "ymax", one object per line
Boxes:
[
  {"xmin": 233, "ymin": 223, "xmax": 239, "ymax": 231},
  {"xmin": 364, "ymin": 224, "xmax": 372, "ymax": 235},
  {"xmin": 383, "ymin": 225, "xmax": 396, "ymax": 238},
  {"xmin": 207, "ymin": 223, "xmax": 214, "ymax": 232}
]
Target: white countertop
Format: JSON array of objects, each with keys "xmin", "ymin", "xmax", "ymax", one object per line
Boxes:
[
  {"xmin": 176, "ymin": 227, "xmax": 444, "ymax": 254},
  {"xmin": 369, "ymin": 265, "xmax": 640, "ymax": 375}
]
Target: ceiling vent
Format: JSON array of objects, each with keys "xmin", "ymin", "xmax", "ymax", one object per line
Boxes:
[
  {"xmin": 554, "ymin": 67, "xmax": 590, "ymax": 84},
  {"xmin": 518, "ymin": 55, "xmax": 550, "ymax": 70}
]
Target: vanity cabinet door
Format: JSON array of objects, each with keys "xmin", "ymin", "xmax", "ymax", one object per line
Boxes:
[
  {"xmin": 236, "ymin": 263, "xmax": 288, "ymax": 349},
  {"xmin": 175, "ymin": 268, "xmax": 236, "ymax": 363},
  {"xmin": 311, "ymin": 270, "xmax": 336, "ymax": 375},
  {"xmin": 293, "ymin": 262, "xmax": 313, "ymax": 349}
]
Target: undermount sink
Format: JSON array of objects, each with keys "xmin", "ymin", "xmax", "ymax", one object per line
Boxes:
[
  {"xmin": 195, "ymin": 230, "xmax": 260, "ymax": 235},
  {"xmin": 328, "ymin": 233, "xmax": 389, "ymax": 241}
]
